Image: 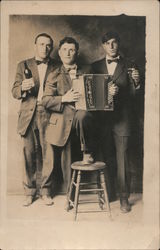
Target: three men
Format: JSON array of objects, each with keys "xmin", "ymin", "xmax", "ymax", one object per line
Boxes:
[
  {"xmin": 12, "ymin": 33, "xmax": 57, "ymax": 206},
  {"xmin": 42, "ymin": 37, "xmax": 95, "ymax": 193},
  {"xmin": 12, "ymin": 31, "xmax": 141, "ymax": 213},
  {"xmin": 92, "ymin": 31, "xmax": 140, "ymax": 213}
]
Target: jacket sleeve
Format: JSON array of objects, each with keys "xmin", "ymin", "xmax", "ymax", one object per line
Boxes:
[
  {"xmin": 12, "ymin": 62, "xmax": 26, "ymax": 100},
  {"xmin": 42, "ymin": 70, "xmax": 64, "ymax": 113}
]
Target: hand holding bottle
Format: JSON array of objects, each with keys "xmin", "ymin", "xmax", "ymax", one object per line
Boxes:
[
  {"xmin": 130, "ymin": 69, "xmax": 140, "ymax": 86},
  {"xmin": 128, "ymin": 61, "xmax": 140, "ymax": 87},
  {"xmin": 22, "ymin": 78, "xmax": 35, "ymax": 91},
  {"xmin": 22, "ymin": 61, "xmax": 34, "ymax": 92}
]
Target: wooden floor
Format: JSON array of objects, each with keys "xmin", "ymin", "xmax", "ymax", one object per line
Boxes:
[
  {"xmin": 0, "ymin": 193, "xmax": 158, "ymax": 250},
  {"xmin": 7, "ymin": 193, "xmax": 142, "ymax": 222}
]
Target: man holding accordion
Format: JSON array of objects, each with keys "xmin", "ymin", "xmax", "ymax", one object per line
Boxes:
[{"xmin": 42, "ymin": 37, "xmax": 96, "ymax": 194}]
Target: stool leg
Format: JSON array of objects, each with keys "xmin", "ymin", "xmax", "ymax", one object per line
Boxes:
[
  {"xmin": 74, "ymin": 170, "xmax": 81, "ymax": 220},
  {"xmin": 66, "ymin": 170, "xmax": 76, "ymax": 211},
  {"xmin": 100, "ymin": 170, "xmax": 111, "ymax": 217},
  {"xmin": 97, "ymin": 173, "xmax": 105, "ymax": 210}
]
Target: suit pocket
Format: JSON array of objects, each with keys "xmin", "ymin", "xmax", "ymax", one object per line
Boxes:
[{"xmin": 49, "ymin": 115, "xmax": 58, "ymax": 125}]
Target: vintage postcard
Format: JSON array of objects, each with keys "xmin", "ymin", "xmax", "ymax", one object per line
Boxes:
[{"xmin": 0, "ymin": 0, "xmax": 159, "ymax": 249}]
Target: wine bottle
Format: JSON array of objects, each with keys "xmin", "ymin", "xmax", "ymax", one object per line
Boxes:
[
  {"xmin": 23, "ymin": 61, "xmax": 33, "ymax": 96},
  {"xmin": 24, "ymin": 61, "xmax": 32, "ymax": 79}
]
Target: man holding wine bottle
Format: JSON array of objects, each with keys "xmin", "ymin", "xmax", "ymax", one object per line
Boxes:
[
  {"xmin": 92, "ymin": 31, "xmax": 140, "ymax": 213},
  {"xmin": 12, "ymin": 33, "xmax": 58, "ymax": 206}
]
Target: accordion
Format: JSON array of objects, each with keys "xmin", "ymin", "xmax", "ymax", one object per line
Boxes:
[{"xmin": 72, "ymin": 74, "xmax": 114, "ymax": 111}]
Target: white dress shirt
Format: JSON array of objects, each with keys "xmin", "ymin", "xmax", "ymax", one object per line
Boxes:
[
  {"xmin": 37, "ymin": 63, "xmax": 48, "ymax": 102},
  {"xmin": 106, "ymin": 56, "xmax": 120, "ymax": 76}
]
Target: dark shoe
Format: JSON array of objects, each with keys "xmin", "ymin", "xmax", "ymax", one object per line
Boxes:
[
  {"xmin": 42, "ymin": 195, "xmax": 54, "ymax": 206},
  {"xmin": 82, "ymin": 153, "xmax": 94, "ymax": 165},
  {"xmin": 120, "ymin": 198, "xmax": 131, "ymax": 213},
  {"xmin": 23, "ymin": 196, "xmax": 33, "ymax": 207}
]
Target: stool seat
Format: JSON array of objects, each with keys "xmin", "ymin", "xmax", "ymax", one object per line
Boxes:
[{"xmin": 71, "ymin": 161, "xmax": 106, "ymax": 171}]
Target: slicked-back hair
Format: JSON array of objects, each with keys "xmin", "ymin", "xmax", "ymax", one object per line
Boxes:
[
  {"xmin": 102, "ymin": 31, "xmax": 120, "ymax": 44},
  {"xmin": 35, "ymin": 33, "xmax": 53, "ymax": 48},
  {"xmin": 59, "ymin": 37, "xmax": 79, "ymax": 52}
]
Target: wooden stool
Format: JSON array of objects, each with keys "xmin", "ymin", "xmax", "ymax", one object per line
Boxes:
[{"xmin": 66, "ymin": 161, "xmax": 111, "ymax": 220}]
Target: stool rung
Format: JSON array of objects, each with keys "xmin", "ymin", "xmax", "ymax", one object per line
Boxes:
[
  {"xmin": 78, "ymin": 200, "xmax": 99, "ymax": 204},
  {"xmin": 79, "ymin": 182, "xmax": 99, "ymax": 186},
  {"xmin": 80, "ymin": 188, "xmax": 104, "ymax": 192},
  {"xmin": 77, "ymin": 210, "xmax": 109, "ymax": 214}
]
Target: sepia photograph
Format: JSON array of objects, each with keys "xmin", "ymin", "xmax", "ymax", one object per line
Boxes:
[{"xmin": 0, "ymin": 1, "xmax": 159, "ymax": 249}]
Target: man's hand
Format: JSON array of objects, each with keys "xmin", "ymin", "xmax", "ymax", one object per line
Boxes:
[
  {"xmin": 131, "ymin": 69, "xmax": 140, "ymax": 86},
  {"xmin": 62, "ymin": 88, "xmax": 81, "ymax": 103},
  {"xmin": 21, "ymin": 78, "xmax": 34, "ymax": 91},
  {"xmin": 109, "ymin": 83, "xmax": 119, "ymax": 96}
]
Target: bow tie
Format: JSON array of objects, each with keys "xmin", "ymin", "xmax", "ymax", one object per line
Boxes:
[
  {"xmin": 64, "ymin": 64, "xmax": 77, "ymax": 72},
  {"xmin": 36, "ymin": 59, "xmax": 49, "ymax": 65},
  {"xmin": 66, "ymin": 67, "xmax": 77, "ymax": 72},
  {"xmin": 107, "ymin": 58, "xmax": 119, "ymax": 64}
]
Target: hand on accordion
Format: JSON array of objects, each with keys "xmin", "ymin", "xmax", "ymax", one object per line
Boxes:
[
  {"xmin": 108, "ymin": 83, "xmax": 119, "ymax": 96},
  {"xmin": 62, "ymin": 88, "xmax": 81, "ymax": 103}
]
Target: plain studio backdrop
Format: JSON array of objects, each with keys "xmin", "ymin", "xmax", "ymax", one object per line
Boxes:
[{"xmin": 8, "ymin": 15, "xmax": 145, "ymax": 195}]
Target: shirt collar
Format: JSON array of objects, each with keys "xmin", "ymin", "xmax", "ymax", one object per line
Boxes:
[
  {"xmin": 63, "ymin": 64, "xmax": 77, "ymax": 71},
  {"xmin": 106, "ymin": 55, "xmax": 120, "ymax": 61},
  {"xmin": 35, "ymin": 57, "xmax": 50, "ymax": 64}
]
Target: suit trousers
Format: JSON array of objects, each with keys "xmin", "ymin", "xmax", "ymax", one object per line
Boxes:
[
  {"xmin": 48, "ymin": 110, "xmax": 95, "ymax": 195},
  {"xmin": 22, "ymin": 104, "xmax": 53, "ymax": 197},
  {"xmin": 113, "ymin": 134, "xmax": 131, "ymax": 199},
  {"xmin": 72, "ymin": 110, "xmax": 95, "ymax": 153}
]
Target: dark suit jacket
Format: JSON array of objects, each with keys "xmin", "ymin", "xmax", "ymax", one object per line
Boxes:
[
  {"xmin": 42, "ymin": 64, "xmax": 92, "ymax": 146},
  {"xmin": 12, "ymin": 57, "xmax": 58, "ymax": 136},
  {"xmin": 92, "ymin": 57, "xmax": 139, "ymax": 136}
]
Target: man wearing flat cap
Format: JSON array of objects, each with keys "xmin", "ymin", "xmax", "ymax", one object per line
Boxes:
[{"xmin": 92, "ymin": 31, "xmax": 140, "ymax": 213}]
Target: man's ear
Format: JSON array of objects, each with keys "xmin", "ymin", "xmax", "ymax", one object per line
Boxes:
[
  {"xmin": 58, "ymin": 49, "xmax": 61, "ymax": 57},
  {"xmin": 34, "ymin": 44, "xmax": 37, "ymax": 53},
  {"xmin": 102, "ymin": 43, "xmax": 106, "ymax": 50}
]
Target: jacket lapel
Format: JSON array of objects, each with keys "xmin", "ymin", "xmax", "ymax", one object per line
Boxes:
[
  {"xmin": 44, "ymin": 58, "xmax": 56, "ymax": 84},
  {"xmin": 97, "ymin": 58, "xmax": 108, "ymax": 74},
  {"xmin": 77, "ymin": 66, "xmax": 83, "ymax": 75},
  {"xmin": 77, "ymin": 64, "xmax": 87, "ymax": 75},
  {"xmin": 112, "ymin": 58, "xmax": 125, "ymax": 81},
  {"xmin": 60, "ymin": 65, "xmax": 72, "ymax": 91}
]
